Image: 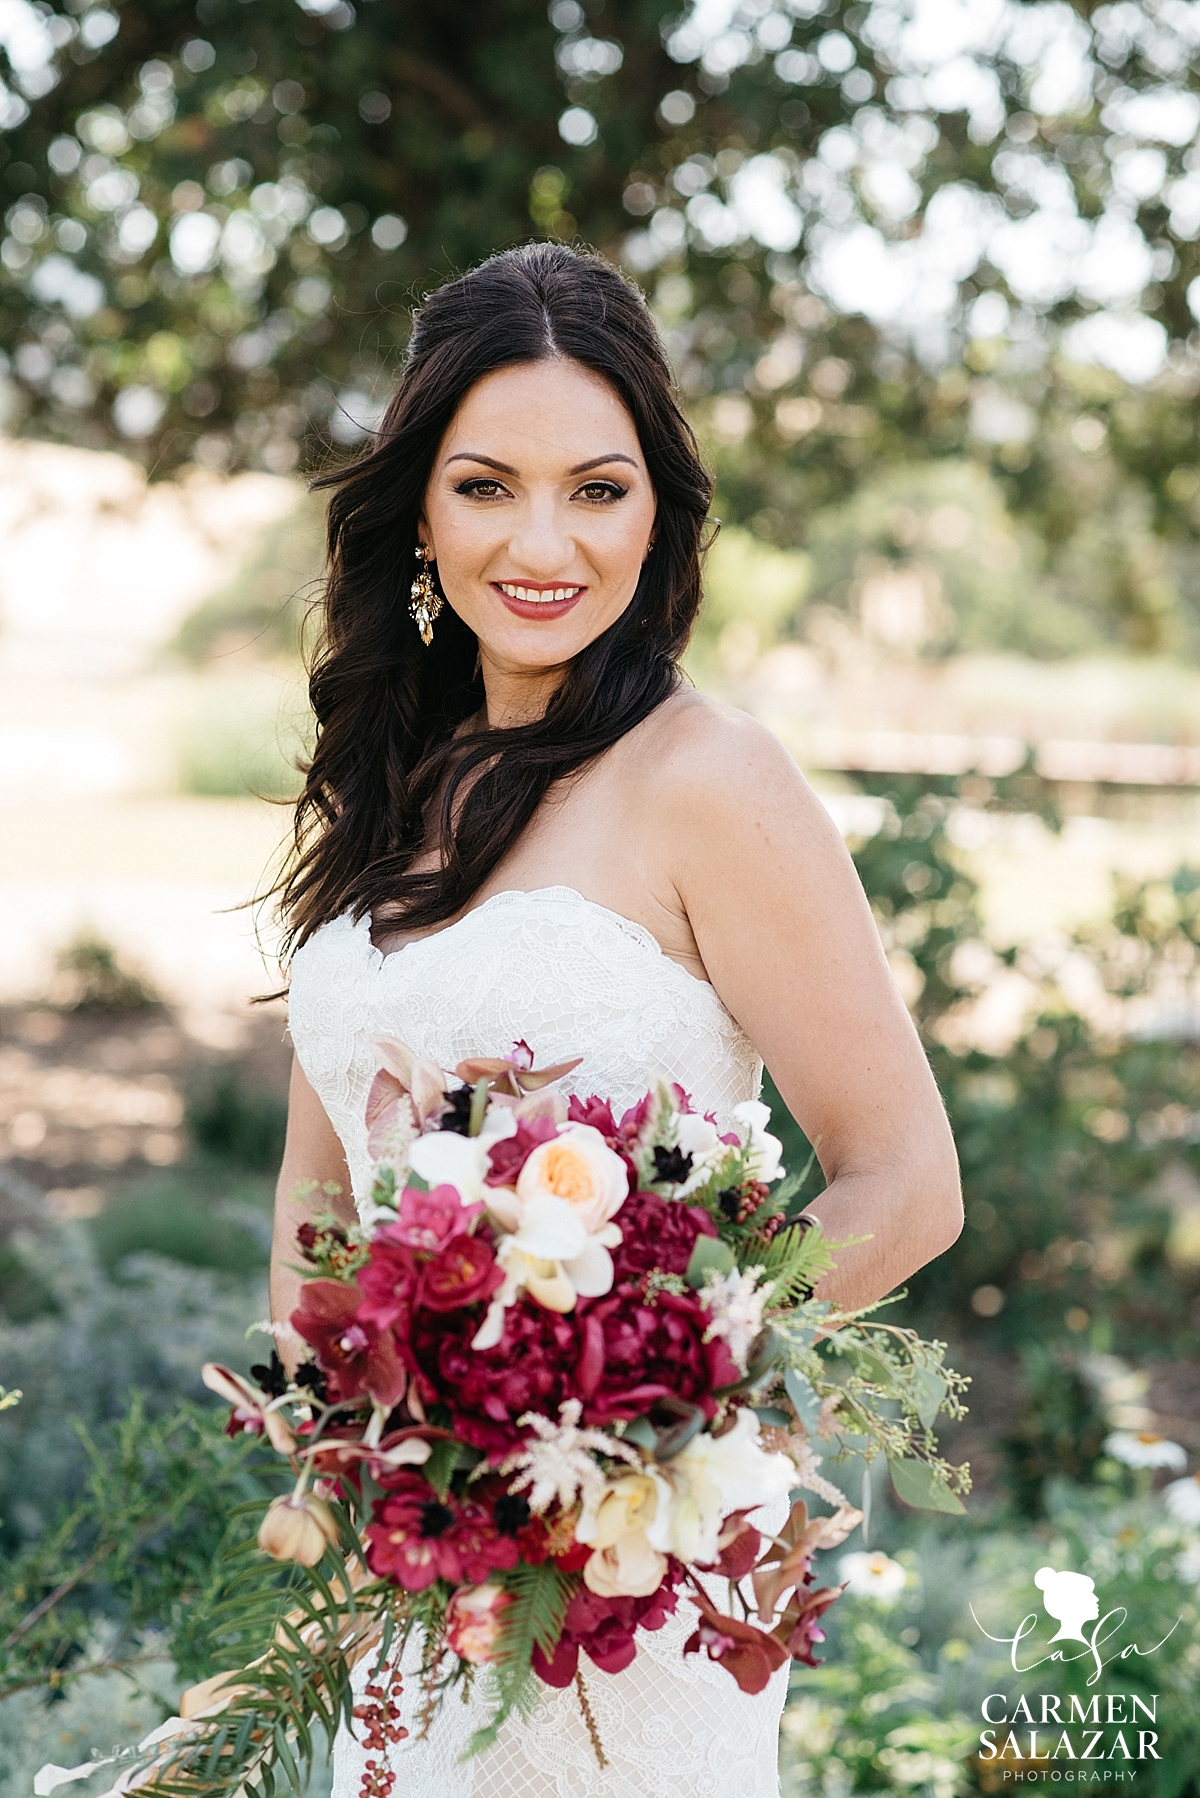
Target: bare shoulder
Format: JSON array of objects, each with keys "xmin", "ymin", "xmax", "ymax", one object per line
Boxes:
[{"xmin": 631, "ymin": 686, "xmax": 828, "ymax": 832}]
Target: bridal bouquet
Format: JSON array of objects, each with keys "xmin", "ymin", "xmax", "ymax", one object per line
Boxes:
[{"xmin": 38, "ymin": 1040, "xmax": 970, "ymax": 1798}]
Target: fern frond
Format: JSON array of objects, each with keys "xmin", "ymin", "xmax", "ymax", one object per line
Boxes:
[{"xmin": 464, "ymin": 1561, "xmax": 574, "ymax": 1758}]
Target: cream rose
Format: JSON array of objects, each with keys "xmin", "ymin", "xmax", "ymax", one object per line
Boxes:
[
  {"xmin": 579, "ymin": 1472, "xmax": 669, "ymax": 1597},
  {"xmin": 516, "ymin": 1124, "xmax": 628, "ymax": 1235}
]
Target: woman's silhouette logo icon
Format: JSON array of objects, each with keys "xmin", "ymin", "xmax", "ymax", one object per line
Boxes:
[{"xmin": 1034, "ymin": 1566, "xmax": 1101, "ymax": 1643}]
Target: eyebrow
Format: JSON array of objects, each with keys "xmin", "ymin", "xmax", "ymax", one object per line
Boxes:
[{"xmin": 445, "ymin": 452, "xmax": 639, "ymax": 476}]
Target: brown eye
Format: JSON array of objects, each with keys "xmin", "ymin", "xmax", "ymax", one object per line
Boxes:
[
  {"xmin": 576, "ymin": 480, "xmax": 628, "ymax": 503},
  {"xmin": 456, "ymin": 478, "xmax": 506, "ymax": 498}
]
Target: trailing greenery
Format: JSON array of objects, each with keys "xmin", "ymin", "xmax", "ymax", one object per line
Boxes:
[{"xmin": 0, "ymin": 1401, "xmax": 286, "ymax": 1705}]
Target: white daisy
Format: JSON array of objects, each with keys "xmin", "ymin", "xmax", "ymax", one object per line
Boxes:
[
  {"xmin": 1103, "ymin": 1430, "xmax": 1187, "ymax": 1470},
  {"xmin": 1163, "ymin": 1470, "xmax": 1200, "ymax": 1525},
  {"xmin": 839, "ymin": 1549, "xmax": 907, "ymax": 1603}
]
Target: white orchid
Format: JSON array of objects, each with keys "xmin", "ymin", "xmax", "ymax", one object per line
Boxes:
[
  {"xmin": 733, "ymin": 1099, "xmax": 785, "ymax": 1184},
  {"xmin": 407, "ymin": 1129, "xmax": 493, "ymax": 1206},
  {"xmin": 472, "ymin": 1125, "xmax": 628, "ymax": 1345},
  {"xmin": 471, "ymin": 1193, "xmax": 620, "ymax": 1348},
  {"xmin": 647, "ymin": 1409, "xmax": 796, "ymax": 1566},
  {"xmin": 670, "ymin": 1112, "xmax": 729, "ymax": 1194}
]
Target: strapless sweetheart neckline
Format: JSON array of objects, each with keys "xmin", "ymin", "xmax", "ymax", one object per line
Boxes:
[{"xmin": 359, "ymin": 883, "xmax": 716, "ymax": 992}]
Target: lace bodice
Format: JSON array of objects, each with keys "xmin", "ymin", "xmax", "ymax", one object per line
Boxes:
[
  {"xmin": 287, "ymin": 886, "xmax": 763, "ymax": 1209},
  {"xmin": 286, "ymin": 886, "xmax": 786, "ymax": 1797}
]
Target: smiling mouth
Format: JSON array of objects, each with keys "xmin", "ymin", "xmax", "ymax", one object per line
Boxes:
[{"xmin": 495, "ymin": 582, "xmax": 585, "ymax": 605}]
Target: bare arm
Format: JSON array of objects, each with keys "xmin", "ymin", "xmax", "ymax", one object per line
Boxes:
[
  {"xmin": 271, "ymin": 1056, "xmax": 357, "ymax": 1373},
  {"xmin": 663, "ymin": 707, "xmax": 962, "ymax": 1311}
]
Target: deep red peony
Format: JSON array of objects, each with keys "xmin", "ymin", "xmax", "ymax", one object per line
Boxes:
[
  {"xmin": 532, "ymin": 1564, "xmax": 683, "ymax": 1686},
  {"xmin": 576, "ymin": 1283, "xmax": 740, "ymax": 1424},
  {"xmin": 410, "ymin": 1293, "xmax": 584, "ymax": 1454},
  {"xmin": 608, "ymin": 1190, "xmax": 717, "ymax": 1281},
  {"xmin": 290, "ymin": 1278, "xmax": 406, "ymax": 1408}
]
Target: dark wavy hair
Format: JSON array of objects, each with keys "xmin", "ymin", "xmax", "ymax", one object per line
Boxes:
[{"xmin": 275, "ymin": 241, "xmax": 714, "ymax": 958}]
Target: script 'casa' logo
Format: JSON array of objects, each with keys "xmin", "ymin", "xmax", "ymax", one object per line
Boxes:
[{"xmin": 968, "ymin": 1565, "xmax": 1183, "ymax": 1775}]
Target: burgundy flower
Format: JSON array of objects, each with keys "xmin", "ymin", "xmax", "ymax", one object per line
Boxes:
[
  {"xmin": 365, "ymin": 1472, "xmax": 520, "ymax": 1591},
  {"xmin": 484, "ymin": 1115, "xmax": 559, "ymax": 1188},
  {"xmin": 576, "ymin": 1283, "xmax": 739, "ymax": 1424},
  {"xmin": 463, "ymin": 1476, "xmax": 555, "ymax": 1565},
  {"xmin": 775, "ymin": 1583, "xmax": 846, "ymax": 1668},
  {"xmin": 532, "ymin": 1564, "xmax": 683, "ymax": 1686},
  {"xmin": 567, "ymin": 1094, "xmax": 619, "ymax": 1138},
  {"xmin": 683, "ymin": 1587, "xmax": 789, "ymax": 1694},
  {"xmin": 290, "ymin": 1278, "xmax": 406, "ymax": 1408},
  {"xmin": 355, "ymin": 1231, "xmax": 419, "ymax": 1333},
  {"xmin": 411, "ymin": 1294, "xmax": 583, "ymax": 1454},
  {"xmin": 609, "ymin": 1190, "xmax": 717, "ymax": 1282},
  {"xmin": 617, "ymin": 1092, "xmax": 653, "ymax": 1143},
  {"xmin": 567, "ymin": 1094, "xmax": 639, "ymax": 1193},
  {"xmin": 419, "ymin": 1233, "xmax": 505, "ymax": 1313}
]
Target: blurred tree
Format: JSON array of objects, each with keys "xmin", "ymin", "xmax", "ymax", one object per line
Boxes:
[{"xmin": 2, "ymin": 0, "xmax": 1200, "ymax": 541}]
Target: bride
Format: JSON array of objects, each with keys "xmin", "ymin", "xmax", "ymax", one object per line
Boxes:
[{"xmin": 269, "ymin": 241, "xmax": 962, "ymax": 1796}]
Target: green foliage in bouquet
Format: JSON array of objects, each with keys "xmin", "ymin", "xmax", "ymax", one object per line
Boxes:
[{"xmin": 0, "ymin": 1401, "xmax": 287, "ymax": 1706}]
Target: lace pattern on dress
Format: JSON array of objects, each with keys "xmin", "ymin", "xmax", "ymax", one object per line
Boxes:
[{"xmin": 287, "ymin": 887, "xmax": 763, "ymax": 1208}]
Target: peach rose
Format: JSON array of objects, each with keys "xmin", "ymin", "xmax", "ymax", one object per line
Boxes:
[
  {"xmin": 444, "ymin": 1582, "xmax": 514, "ymax": 1663},
  {"xmin": 515, "ymin": 1125, "xmax": 628, "ymax": 1235}
]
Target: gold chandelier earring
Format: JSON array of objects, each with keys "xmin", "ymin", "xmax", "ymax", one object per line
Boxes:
[{"xmin": 409, "ymin": 544, "xmax": 443, "ymax": 647}]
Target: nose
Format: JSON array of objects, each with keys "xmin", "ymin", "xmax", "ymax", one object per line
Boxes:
[{"xmin": 505, "ymin": 493, "xmax": 578, "ymax": 579}]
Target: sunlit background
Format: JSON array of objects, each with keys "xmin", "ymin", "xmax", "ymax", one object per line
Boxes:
[{"xmin": 3, "ymin": 0, "xmax": 1200, "ymax": 1789}]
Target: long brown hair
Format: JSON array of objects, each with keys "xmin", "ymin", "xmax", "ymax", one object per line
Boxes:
[{"xmin": 275, "ymin": 241, "xmax": 713, "ymax": 958}]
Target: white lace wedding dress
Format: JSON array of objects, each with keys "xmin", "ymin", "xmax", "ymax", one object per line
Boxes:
[{"xmin": 287, "ymin": 886, "xmax": 791, "ymax": 1798}]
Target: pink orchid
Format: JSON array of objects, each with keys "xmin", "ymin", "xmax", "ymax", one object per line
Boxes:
[
  {"xmin": 201, "ymin": 1363, "xmax": 296, "ymax": 1455},
  {"xmin": 455, "ymin": 1039, "xmax": 583, "ymax": 1098},
  {"xmin": 366, "ymin": 1037, "xmax": 448, "ymax": 1163}
]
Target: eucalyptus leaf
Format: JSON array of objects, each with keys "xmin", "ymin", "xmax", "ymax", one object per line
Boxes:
[
  {"xmin": 913, "ymin": 1368, "xmax": 949, "ymax": 1429},
  {"xmin": 887, "ymin": 1455, "xmax": 966, "ymax": 1514},
  {"xmin": 784, "ymin": 1366, "xmax": 823, "ymax": 1434},
  {"xmin": 685, "ymin": 1234, "xmax": 735, "ymax": 1288},
  {"xmin": 621, "ymin": 1415, "xmax": 658, "ymax": 1452}
]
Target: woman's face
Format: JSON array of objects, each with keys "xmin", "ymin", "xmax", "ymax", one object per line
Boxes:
[{"xmin": 421, "ymin": 358, "xmax": 657, "ymax": 688}]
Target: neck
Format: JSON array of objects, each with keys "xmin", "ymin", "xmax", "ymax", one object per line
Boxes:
[{"xmin": 478, "ymin": 649, "xmax": 566, "ymax": 730}]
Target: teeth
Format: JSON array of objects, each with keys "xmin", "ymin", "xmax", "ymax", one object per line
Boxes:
[{"xmin": 498, "ymin": 584, "xmax": 581, "ymax": 604}]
